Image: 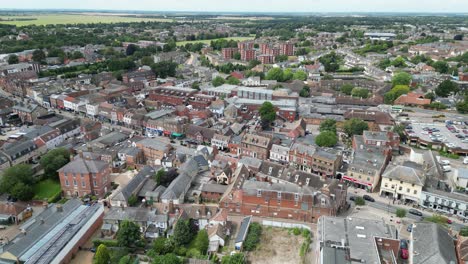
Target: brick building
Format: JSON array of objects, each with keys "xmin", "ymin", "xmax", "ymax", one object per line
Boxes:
[
  {"xmin": 238, "ymin": 42, "xmax": 254, "ymax": 51},
  {"xmin": 148, "ymin": 86, "xmax": 198, "ymax": 106},
  {"xmin": 58, "ymin": 157, "xmax": 112, "ymax": 198},
  {"xmin": 280, "ymin": 42, "xmax": 295, "ymax": 56},
  {"xmin": 257, "ymin": 54, "xmax": 275, "ymax": 64},
  {"xmin": 222, "ymin": 48, "xmax": 239, "ymax": 60},
  {"xmin": 240, "ymin": 133, "xmax": 273, "ymax": 160},
  {"xmin": 240, "ymin": 49, "xmax": 256, "ymax": 61}
]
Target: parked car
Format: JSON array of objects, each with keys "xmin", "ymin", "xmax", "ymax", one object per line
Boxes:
[
  {"xmin": 439, "ymin": 160, "xmax": 450, "ymax": 166},
  {"xmin": 400, "ymin": 239, "xmax": 408, "ymax": 249},
  {"xmin": 400, "ymin": 248, "xmax": 409, "ymax": 260},
  {"xmin": 447, "ymin": 219, "xmax": 453, "ymax": 224},
  {"xmin": 442, "ymin": 165, "xmax": 451, "ymax": 173},
  {"xmin": 363, "ymin": 195, "xmax": 375, "ymax": 202},
  {"xmin": 464, "ymin": 157, "xmax": 468, "ymax": 165},
  {"xmin": 407, "ymin": 224, "xmax": 413, "ymax": 232},
  {"xmin": 349, "ymin": 196, "xmax": 356, "ymax": 201},
  {"xmin": 409, "ymin": 209, "xmax": 423, "ymax": 216}
]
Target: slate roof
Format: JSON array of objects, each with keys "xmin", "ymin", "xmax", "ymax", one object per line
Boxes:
[
  {"xmin": 235, "ymin": 215, "xmax": 252, "ymax": 244},
  {"xmin": 412, "ymin": 222, "xmax": 457, "ymax": 264},
  {"xmin": 382, "ymin": 165, "xmax": 425, "ymax": 186},
  {"xmin": 112, "ymin": 166, "xmax": 154, "ymax": 203},
  {"xmin": 1, "ymin": 140, "xmax": 37, "ymax": 160},
  {"xmin": 57, "ymin": 158, "xmax": 109, "ymax": 174},
  {"xmin": 104, "ymin": 207, "xmax": 168, "ymax": 223},
  {"xmin": 201, "ymin": 184, "xmax": 228, "ymax": 194}
]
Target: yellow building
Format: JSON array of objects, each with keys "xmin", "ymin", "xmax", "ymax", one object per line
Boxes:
[{"xmin": 380, "ymin": 165, "xmax": 425, "ymax": 204}]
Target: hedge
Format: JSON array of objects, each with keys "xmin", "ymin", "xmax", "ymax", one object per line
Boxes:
[{"xmin": 92, "ymin": 239, "xmax": 119, "ymax": 248}]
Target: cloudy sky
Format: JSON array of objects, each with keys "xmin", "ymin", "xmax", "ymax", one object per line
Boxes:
[{"xmin": 1, "ymin": 0, "xmax": 467, "ymax": 13}]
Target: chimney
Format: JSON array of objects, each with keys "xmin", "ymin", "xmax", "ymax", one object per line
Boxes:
[{"xmin": 56, "ymin": 204, "xmax": 63, "ymax": 212}]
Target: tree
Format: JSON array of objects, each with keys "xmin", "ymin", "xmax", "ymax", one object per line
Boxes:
[
  {"xmin": 282, "ymin": 68, "xmax": 293, "ymax": 82},
  {"xmin": 340, "ymin": 84, "xmax": 354, "ymax": 95},
  {"xmin": 141, "ymin": 56, "xmax": 154, "ymax": 66},
  {"xmin": 152, "ymin": 237, "xmax": 175, "ymax": 255},
  {"xmin": 8, "ymin": 54, "xmax": 19, "ymax": 64},
  {"xmin": 396, "ymin": 209, "xmax": 407, "ymax": 218},
  {"xmin": 173, "ymin": 219, "xmax": 193, "ymax": 246},
  {"xmin": 70, "ymin": 51, "xmax": 84, "ymax": 60},
  {"xmin": 128, "ymin": 194, "xmax": 138, "ymax": 206},
  {"xmin": 191, "ymin": 81, "xmax": 200, "ymax": 90},
  {"xmin": 424, "ymin": 92, "xmax": 436, "ymax": 101},
  {"xmin": 243, "ymin": 222, "xmax": 262, "ymax": 251},
  {"xmin": 32, "ymin": 49, "xmax": 46, "ymax": 63},
  {"xmin": 355, "ymin": 197, "xmax": 365, "ymax": 206},
  {"xmin": 116, "ymin": 220, "xmax": 141, "ymax": 247},
  {"xmin": 221, "ymin": 253, "xmax": 246, "ymax": 264},
  {"xmin": 40, "ymin": 148, "xmax": 70, "ymax": 180},
  {"xmin": 315, "ymin": 131, "xmax": 338, "ymax": 147},
  {"xmin": 152, "ymin": 253, "xmax": 182, "ymax": 264},
  {"xmin": 126, "ymin": 44, "xmax": 138, "ymax": 56},
  {"xmin": 275, "ymin": 54, "xmax": 288, "ymax": 62},
  {"xmin": 351, "ymin": 87, "xmax": 369, "ymax": 98},
  {"xmin": 293, "ymin": 70, "xmax": 307, "ymax": 81},
  {"xmin": 226, "ymin": 76, "xmax": 240, "ymax": 85},
  {"xmin": 118, "ymin": 256, "xmax": 133, "ymax": 264},
  {"xmin": 233, "ymin": 52, "xmax": 241, "ymax": 60},
  {"xmin": 319, "ymin": 119, "xmax": 337, "ymax": 134},
  {"xmin": 391, "ymin": 72, "xmax": 412, "ymax": 86},
  {"xmin": 432, "ymin": 61, "xmax": 449, "ymax": 74},
  {"xmin": 151, "ymin": 61, "xmax": 178, "ymax": 78},
  {"xmin": 391, "ymin": 56, "xmax": 407, "ymax": 68},
  {"xmin": 194, "ymin": 230, "xmax": 209, "ymax": 255},
  {"xmin": 265, "ymin": 68, "xmax": 284, "ymax": 81},
  {"xmin": 460, "ymin": 227, "xmax": 468, "ymax": 237},
  {"xmin": 456, "ymin": 100, "xmax": 468, "ymax": 114},
  {"xmin": 11, "ymin": 182, "xmax": 34, "ymax": 201},
  {"xmin": 384, "ymin": 85, "xmax": 410, "ymax": 104},
  {"xmin": 435, "ymin": 80, "xmax": 459, "ymax": 97},
  {"xmin": 0, "ymin": 164, "xmax": 35, "ymax": 200},
  {"xmin": 212, "ymin": 76, "xmax": 225, "ymax": 87},
  {"xmin": 343, "ymin": 118, "xmax": 369, "ymax": 137},
  {"xmin": 299, "ymin": 85, "xmax": 310, "ymax": 97},
  {"xmin": 94, "ymin": 244, "xmax": 111, "ymax": 264},
  {"xmin": 259, "ymin": 101, "xmax": 276, "ymax": 128}
]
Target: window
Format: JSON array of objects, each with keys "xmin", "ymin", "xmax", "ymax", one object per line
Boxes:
[
  {"xmin": 277, "ymin": 192, "xmax": 282, "ymax": 199},
  {"xmin": 399, "ymin": 186, "xmax": 402, "ymax": 191},
  {"xmin": 257, "ymin": 190, "xmax": 262, "ymax": 197},
  {"xmin": 413, "ymin": 190, "xmax": 417, "ymax": 195},
  {"xmin": 80, "ymin": 173, "xmax": 84, "ymax": 178},
  {"xmin": 294, "ymin": 193, "xmax": 299, "ymax": 201},
  {"xmin": 366, "ymin": 177, "xmax": 370, "ymax": 181},
  {"xmin": 407, "ymin": 188, "xmax": 410, "ymax": 193},
  {"xmin": 65, "ymin": 180, "xmax": 69, "ymax": 186},
  {"xmin": 82, "ymin": 181, "xmax": 86, "ymax": 187},
  {"xmin": 73, "ymin": 179, "xmax": 77, "ymax": 186},
  {"xmin": 384, "ymin": 183, "xmax": 388, "ymax": 188},
  {"xmin": 92, "ymin": 173, "xmax": 96, "ymax": 178},
  {"xmin": 94, "ymin": 180, "xmax": 98, "ymax": 187},
  {"xmin": 389, "ymin": 178, "xmax": 392, "ymax": 181}
]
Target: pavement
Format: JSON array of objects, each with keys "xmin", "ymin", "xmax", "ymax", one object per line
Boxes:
[{"xmin": 346, "ymin": 186, "xmax": 466, "ymax": 231}]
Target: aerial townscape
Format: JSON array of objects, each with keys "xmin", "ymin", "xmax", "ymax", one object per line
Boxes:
[{"xmin": 0, "ymin": 1, "xmax": 467, "ymax": 264}]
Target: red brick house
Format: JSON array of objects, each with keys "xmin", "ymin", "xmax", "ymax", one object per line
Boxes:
[{"xmin": 58, "ymin": 157, "xmax": 111, "ymax": 198}]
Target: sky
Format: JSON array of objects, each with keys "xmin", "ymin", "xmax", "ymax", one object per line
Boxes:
[{"xmin": 0, "ymin": 0, "xmax": 467, "ymax": 13}]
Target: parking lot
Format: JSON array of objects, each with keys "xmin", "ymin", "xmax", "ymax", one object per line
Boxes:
[{"xmin": 406, "ymin": 122, "xmax": 468, "ymax": 151}]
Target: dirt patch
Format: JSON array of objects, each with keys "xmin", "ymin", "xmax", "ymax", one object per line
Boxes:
[{"xmin": 247, "ymin": 227, "xmax": 304, "ymax": 264}]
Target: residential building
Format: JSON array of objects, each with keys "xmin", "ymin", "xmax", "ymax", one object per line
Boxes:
[
  {"xmin": 58, "ymin": 157, "xmax": 112, "ymax": 198},
  {"xmin": 135, "ymin": 138, "xmax": 173, "ymax": 166},
  {"xmin": 269, "ymin": 143, "xmax": 291, "ymax": 163},
  {"xmin": 311, "ymin": 149, "xmax": 342, "ymax": 179},
  {"xmin": 289, "ymin": 143, "xmax": 316, "ymax": 172},
  {"xmin": 280, "ymin": 42, "xmax": 295, "ymax": 56},
  {"xmin": 222, "ymin": 48, "xmax": 239, "ymax": 60},
  {"xmin": 380, "ymin": 164, "xmax": 425, "ymax": 204},
  {"xmin": 240, "ymin": 133, "xmax": 273, "ymax": 160},
  {"xmin": 111, "ymin": 166, "xmax": 156, "ymax": 207},
  {"xmin": 394, "ymin": 92, "xmax": 431, "ymax": 107}
]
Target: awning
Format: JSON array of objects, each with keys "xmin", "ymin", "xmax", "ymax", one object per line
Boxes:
[{"xmin": 171, "ymin": 133, "xmax": 184, "ymax": 137}]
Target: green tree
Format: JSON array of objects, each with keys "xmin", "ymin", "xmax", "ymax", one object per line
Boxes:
[
  {"xmin": 432, "ymin": 61, "xmax": 449, "ymax": 74},
  {"xmin": 126, "ymin": 44, "xmax": 138, "ymax": 56},
  {"xmin": 141, "ymin": 56, "xmax": 154, "ymax": 66},
  {"xmin": 293, "ymin": 70, "xmax": 308, "ymax": 81},
  {"xmin": 315, "ymin": 131, "xmax": 338, "ymax": 147},
  {"xmin": 424, "ymin": 92, "xmax": 436, "ymax": 101},
  {"xmin": 265, "ymin": 68, "xmax": 284, "ymax": 81},
  {"xmin": 351, "ymin": 87, "xmax": 369, "ymax": 98},
  {"xmin": 391, "ymin": 72, "xmax": 412, "ymax": 86},
  {"xmin": 0, "ymin": 164, "xmax": 34, "ymax": 200},
  {"xmin": 396, "ymin": 209, "xmax": 407, "ymax": 218},
  {"xmin": 128, "ymin": 194, "xmax": 138, "ymax": 206},
  {"xmin": 152, "ymin": 253, "xmax": 182, "ymax": 264},
  {"xmin": 70, "ymin": 51, "xmax": 84, "ymax": 59},
  {"xmin": 233, "ymin": 52, "xmax": 241, "ymax": 60},
  {"xmin": 116, "ymin": 220, "xmax": 141, "ymax": 248},
  {"xmin": 391, "ymin": 56, "xmax": 407, "ymax": 68},
  {"xmin": 299, "ymin": 85, "xmax": 310, "ymax": 97},
  {"xmin": 340, "ymin": 84, "xmax": 354, "ymax": 95},
  {"xmin": 343, "ymin": 118, "xmax": 369, "ymax": 137},
  {"xmin": 94, "ymin": 244, "xmax": 111, "ymax": 264},
  {"xmin": 212, "ymin": 76, "xmax": 226, "ymax": 87},
  {"xmin": 173, "ymin": 219, "xmax": 193, "ymax": 246},
  {"xmin": 460, "ymin": 227, "xmax": 468, "ymax": 237},
  {"xmin": 384, "ymin": 85, "xmax": 410, "ymax": 104},
  {"xmin": 275, "ymin": 54, "xmax": 288, "ymax": 62},
  {"xmin": 191, "ymin": 81, "xmax": 200, "ymax": 90},
  {"xmin": 40, "ymin": 148, "xmax": 70, "ymax": 180},
  {"xmin": 259, "ymin": 101, "xmax": 276, "ymax": 128},
  {"xmin": 8, "ymin": 54, "xmax": 19, "ymax": 64},
  {"xmin": 435, "ymin": 80, "xmax": 459, "ymax": 97},
  {"xmin": 354, "ymin": 197, "xmax": 365, "ymax": 206},
  {"xmin": 151, "ymin": 237, "xmax": 175, "ymax": 255},
  {"xmin": 319, "ymin": 119, "xmax": 337, "ymax": 134},
  {"xmin": 118, "ymin": 256, "xmax": 133, "ymax": 264},
  {"xmin": 151, "ymin": 61, "xmax": 178, "ymax": 78},
  {"xmin": 282, "ymin": 68, "xmax": 294, "ymax": 81},
  {"xmin": 154, "ymin": 169, "xmax": 165, "ymax": 186},
  {"xmin": 456, "ymin": 100, "xmax": 468, "ymax": 114},
  {"xmin": 221, "ymin": 253, "xmax": 246, "ymax": 264},
  {"xmin": 11, "ymin": 182, "xmax": 34, "ymax": 201},
  {"xmin": 226, "ymin": 76, "xmax": 240, "ymax": 85},
  {"xmin": 194, "ymin": 229, "xmax": 209, "ymax": 255},
  {"xmin": 32, "ymin": 49, "xmax": 46, "ymax": 63},
  {"xmin": 243, "ymin": 222, "xmax": 262, "ymax": 251}
]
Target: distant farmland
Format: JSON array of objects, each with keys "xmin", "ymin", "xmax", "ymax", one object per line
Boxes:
[
  {"xmin": 176, "ymin": 36, "xmax": 255, "ymax": 46},
  {"xmin": 0, "ymin": 14, "xmax": 174, "ymax": 26}
]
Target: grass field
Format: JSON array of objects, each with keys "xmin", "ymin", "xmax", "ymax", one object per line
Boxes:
[
  {"xmin": 176, "ymin": 36, "xmax": 255, "ymax": 46},
  {"xmin": 0, "ymin": 14, "xmax": 174, "ymax": 26},
  {"xmin": 32, "ymin": 179, "xmax": 61, "ymax": 200}
]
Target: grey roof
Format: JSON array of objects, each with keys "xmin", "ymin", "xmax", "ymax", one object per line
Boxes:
[
  {"xmin": 290, "ymin": 142, "xmax": 316, "ymax": 156},
  {"xmin": 23, "ymin": 126, "xmax": 54, "ymax": 139},
  {"xmin": 235, "ymin": 215, "xmax": 252, "ymax": 244},
  {"xmin": 146, "ymin": 185, "xmax": 167, "ymax": 200},
  {"xmin": 238, "ymin": 157, "xmax": 262, "ymax": 169},
  {"xmin": 58, "ymin": 158, "xmax": 109, "ymax": 174},
  {"xmin": 179, "ymin": 158, "xmax": 200, "ymax": 178},
  {"xmin": 118, "ymin": 147, "xmax": 141, "ymax": 156},
  {"xmin": 104, "ymin": 207, "xmax": 168, "ymax": 223},
  {"xmin": 318, "ymin": 216, "xmax": 396, "ymax": 264},
  {"xmin": 137, "ymin": 138, "xmax": 171, "ymax": 151},
  {"xmin": 1, "ymin": 140, "xmax": 37, "ymax": 160},
  {"xmin": 382, "ymin": 165, "xmax": 425, "ymax": 186},
  {"xmin": 201, "ymin": 184, "xmax": 228, "ymax": 194},
  {"xmin": 112, "ymin": 166, "xmax": 154, "ymax": 203},
  {"xmin": 161, "ymin": 172, "xmax": 193, "ymax": 201},
  {"xmin": 193, "ymin": 155, "xmax": 209, "ymax": 169},
  {"xmin": 412, "ymin": 222, "xmax": 457, "ymax": 264},
  {"xmin": 138, "ymin": 178, "xmax": 158, "ymax": 197},
  {"xmin": 458, "ymin": 168, "xmax": 468, "ymax": 180},
  {"xmin": 13, "ymin": 103, "xmax": 39, "ymax": 113},
  {"xmin": 321, "ymin": 246, "xmax": 350, "ymax": 264}
]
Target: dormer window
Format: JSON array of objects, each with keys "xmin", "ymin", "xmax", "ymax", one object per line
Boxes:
[
  {"xmin": 306, "ymin": 178, "xmax": 310, "ymax": 185},
  {"xmin": 295, "ymin": 175, "xmax": 299, "ymax": 182},
  {"xmin": 257, "ymin": 190, "xmax": 262, "ymax": 197},
  {"xmin": 277, "ymin": 192, "xmax": 282, "ymax": 199}
]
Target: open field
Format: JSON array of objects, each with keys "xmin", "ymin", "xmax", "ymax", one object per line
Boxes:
[
  {"xmin": 176, "ymin": 36, "xmax": 255, "ymax": 46},
  {"xmin": 32, "ymin": 179, "xmax": 61, "ymax": 200},
  {"xmin": 0, "ymin": 14, "xmax": 174, "ymax": 26},
  {"xmin": 247, "ymin": 227, "xmax": 305, "ymax": 264}
]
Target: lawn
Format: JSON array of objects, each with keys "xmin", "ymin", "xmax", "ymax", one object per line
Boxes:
[
  {"xmin": 0, "ymin": 14, "xmax": 173, "ymax": 26},
  {"xmin": 176, "ymin": 36, "xmax": 255, "ymax": 46},
  {"xmin": 32, "ymin": 179, "xmax": 61, "ymax": 200}
]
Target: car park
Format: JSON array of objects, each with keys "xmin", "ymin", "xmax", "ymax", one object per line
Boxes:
[
  {"xmin": 363, "ymin": 195, "xmax": 375, "ymax": 202},
  {"xmin": 409, "ymin": 209, "xmax": 423, "ymax": 216}
]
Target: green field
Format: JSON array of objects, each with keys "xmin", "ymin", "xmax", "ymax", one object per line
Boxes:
[
  {"xmin": 32, "ymin": 179, "xmax": 61, "ymax": 200},
  {"xmin": 176, "ymin": 36, "xmax": 255, "ymax": 46},
  {"xmin": 0, "ymin": 14, "xmax": 174, "ymax": 26}
]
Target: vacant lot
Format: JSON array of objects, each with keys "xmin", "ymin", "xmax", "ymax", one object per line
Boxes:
[
  {"xmin": 0, "ymin": 14, "xmax": 173, "ymax": 26},
  {"xmin": 247, "ymin": 227, "xmax": 305, "ymax": 264},
  {"xmin": 176, "ymin": 36, "xmax": 255, "ymax": 46},
  {"xmin": 33, "ymin": 179, "xmax": 61, "ymax": 200}
]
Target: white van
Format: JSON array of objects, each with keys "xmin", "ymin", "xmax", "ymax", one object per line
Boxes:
[{"xmin": 442, "ymin": 165, "xmax": 451, "ymax": 173}]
